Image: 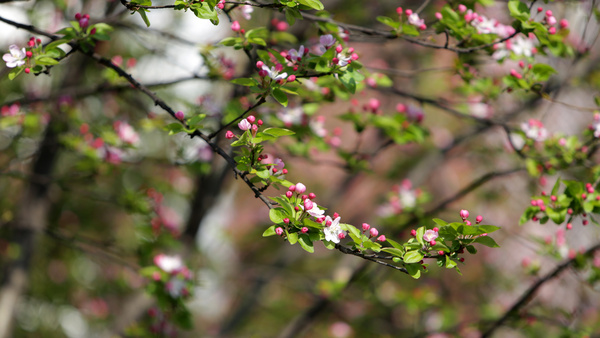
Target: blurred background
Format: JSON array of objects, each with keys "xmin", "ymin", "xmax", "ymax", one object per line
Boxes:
[{"xmin": 1, "ymin": 0, "xmax": 600, "ymax": 337}]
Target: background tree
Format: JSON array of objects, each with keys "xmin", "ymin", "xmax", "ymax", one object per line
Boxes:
[{"xmin": 1, "ymin": 0, "xmax": 600, "ymax": 337}]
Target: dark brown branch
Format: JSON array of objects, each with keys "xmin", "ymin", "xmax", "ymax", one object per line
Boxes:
[{"xmin": 481, "ymin": 242, "xmax": 600, "ymax": 337}]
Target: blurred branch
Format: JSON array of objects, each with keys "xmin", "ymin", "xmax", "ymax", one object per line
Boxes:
[{"xmin": 481, "ymin": 241, "xmax": 600, "ymax": 338}]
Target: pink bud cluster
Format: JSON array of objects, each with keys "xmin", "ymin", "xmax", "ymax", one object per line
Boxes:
[
  {"xmin": 361, "ymin": 223, "xmax": 386, "ymax": 242},
  {"xmin": 397, "ymin": 7, "xmax": 427, "ymax": 30},
  {"xmin": 536, "ymin": 8, "xmax": 569, "ymax": 35},
  {"xmin": 75, "ymin": 13, "xmax": 90, "ymax": 30}
]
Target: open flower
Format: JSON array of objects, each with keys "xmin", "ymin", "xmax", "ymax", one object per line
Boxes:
[
  {"xmin": 423, "ymin": 229, "xmax": 438, "ymax": 242},
  {"xmin": 323, "ymin": 216, "xmax": 345, "ymax": 243},
  {"xmin": 114, "ymin": 121, "xmax": 140, "ymax": 145},
  {"xmin": 261, "ymin": 64, "xmax": 288, "ymax": 81},
  {"xmin": 288, "ymin": 45, "xmax": 305, "ymax": 62},
  {"xmin": 3, "ymin": 45, "xmax": 26, "ymax": 68},
  {"xmin": 521, "ymin": 119, "xmax": 548, "ymax": 142},
  {"xmin": 407, "ymin": 13, "xmax": 425, "ymax": 27},
  {"xmin": 154, "ymin": 254, "xmax": 184, "ymax": 274}
]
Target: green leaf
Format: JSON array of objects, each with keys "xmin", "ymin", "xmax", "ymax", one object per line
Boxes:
[
  {"xmin": 376, "ymin": 16, "xmax": 400, "ymax": 30},
  {"xmin": 508, "ymin": 0, "xmax": 530, "ymax": 22},
  {"xmin": 403, "ymin": 250, "xmax": 424, "ymax": 264},
  {"xmin": 381, "ymin": 247, "xmax": 404, "ymax": 257},
  {"xmin": 35, "ymin": 56, "xmax": 59, "ymax": 66},
  {"xmin": 551, "ymin": 178, "xmax": 562, "ymax": 196},
  {"xmin": 432, "ymin": 218, "xmax": 448, "ymax": 227},
  {"xmin": 231, "ymin": 77, "xmax": 257, "ymax": 86},
  {"xmin": 298, "ymin": 234, "xmax": 314, "ymax": 253},
  {"xmin": 288, "ymin": 232, "xmax": 298, "ymax": 244},
  {"xmin": 474, "ymin": 236, "xmax": 500, "ymax": 248},
  {"xmin": 272, "ymin": 88, "xmax": 288, "ymax": 107},
  {"xmin": 445, "ymin": 256, "xmax": 457, "ymax": 269},
  {"xmin": 137, "ymin": 9, "xmax": 151, "ymax": 27},
  {"xmin": 296, "ymin": 0, "xmax": 324, "ymax": 11},
  {"xmin": 385, "ymin": 238, "xmax": 404, "ymax": 251},
  {"xmin": 262, "ymin": 127, "xmax": 295, "ymax": 137},
  {"xmin": 269, "ymin": 208, "xmax": 286, "ymax": 224},
  {"xmin": 405, "ymin": 263, "xmax": 421, "ymax": 279},
  {"xmin": 263, "ymin": 225, "xmax": 277, "ymax": 237},
  {"xmin": 164, "ymin": 123, "xmax": 185, "ymax": 135},
  {"xmin": 8, "ymin": 67, "xmax": 23, "ymax": 81},
  {"xmin": 532, "ymin": 63, "xmax": 557, "ymax": 82},
  {"xmin": 466, "ymin": 245, "xmax": 477, "ymax": 254}
]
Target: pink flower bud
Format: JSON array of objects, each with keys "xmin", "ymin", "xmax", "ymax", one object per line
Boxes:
[
  {"xmin": 460, "ymin": 209, "xmax": 469, "ymax": 219},
  {"xmin": 435, "ymin": 12, "xmax": 442, "ymax": 20},
  {"xmin": 333, "ymin": 212, "xmax": 339, "ymax": 219},
  {"xmin": 304, "ymin": 199, "xmax": 313, "ymax": 211},
  {"xmin": 362, "ymin": 223, "xmax": 370, "ymax": 231},
  {"xmin": 247, "ymin": 115, "xmax": 256, "ymax": 123},
  {"xmin": 289, "ymin": 185, "xmax": 296, "ymax": 192},
  {"xmin": 566, "ymin": 223, "xmax": 572, "ymax": 230},
  {"xmin": 335, "ymin": 45, "xmax": 343, "ymax": 53},
  {"xmin": 308, "ymin": 193, "xmax": 316, "ymax": 199},
  {"xmin": 301, "ymin": 227, "xmax": 308, "ymax": 233},
  {"xmin": 547, "ymin": 16, "xmax": 557, "ymax": 26},
  {"xmin": 256, "ymin": 61, "xmax": 264, "ymax": 68},
  {"xmin": 369, "ymin": 228, "xmax": 379, "ymax": 237},
  {"xmin": 231, "ymin": 21, "xmax": 241, "ymax": 32},
  {"xmin": 238, "ymin": 119, "xmax": 251, "ymax": 131},
  {"xmin": 283, "ymin": 218, "xmax": 290, "ymax": 224},
  {"xmin": 295, "ymin": 183, "xmax": 306, "ymax": 194},
  {"xmin": 466, "ymin": 220, "xmax": 472, "ymax": 226},
  {"xmin": 282, "ymin": 169, "xmax": 288, "ymax": 174},
  {"xmin": 75, "ymin": 13, "xmax": 82, "ymax": 20},
  {"xmin": 396, "ymin": 7, "xmax": 402, "ymax": 15},
  {"xmin": 430, "ymin": 240, "xmax": 436, "ymax": 246},
  {"xmin": 225, "ymin": 130, "xmax": 235, "ymax": 139},
  {"xmin": 257, "ymin": 119, "xmax": 263, "ymax": 126},
  {"xmin": 275, "ymin": 63, "xmax": 283, "ymax": 72},
  {"xmin": 258, "ymin": 70, "xmax": 268, "ymax": 77},
  {"xmin": 545, "ymin": 10, "xmax": 553, "ymax": 17},
  {"xmin": 410, "ymin": 229, "xmax": 416, "ymax": 236},
  {"xmin": 275, "ymin": 227, "xmax": 284, "ymax": 236},
  {"xmin": 405, "ymin": 9, "xmax": 412, "ymax": 16},
  {"xmin": 458, "ymin": 4, "xmax": 467, "ymax": 13},
  {"xmin": 251, "ymin": 124, "xmax": 258, "ymax": 132},
  {"xmin": 559, "ymin": 19, "xmax": 569, "ymax": 29},
  {"xmin": 286, "ymin": 191, "xmax": 293, "ymax": 198},
  {"xmin": 537, "ymin": 7, "xmax": 543, "ymax": 13},
  {"xmin": 510, "ymin": 69, "xmax": 523, "ymax": 79},
  {"xmin": 301, "ymin": 195, "xmax": 308, "ymax": 200},
  {"xmin": 476, "ymin": 215, "xmax": 483, "ymax": 223},
  {"xmin": 351, "ymin": 53, "xmax": 359, "ymax": 60},
  {"xmin": 548, "ymin": 26, "xmax": 556, "ymax": 35},
  {"xmin": 175, "ymin": 111, "xmax": 184, "ymax": 120},
  {"xmin": 438, "ymin": 251, "xmax": 444, "ymax": 255},
  {"xmin": 377, "ymin": 235, "xmax": 386, "ymax": 242},
  {"xmin": 338, "ymin": 232, "xmax": 346, "ymax": 240},
  {"xmin": 583, "ymin": 220, "xmax": 589, "ymax": 226},
  {"xmin": 433, "ymin": 227, "xmax": 439, "ymax": 232},
  {"xmin": 287, "ymin": 75, "xmax": 296, "ymax": 82}
]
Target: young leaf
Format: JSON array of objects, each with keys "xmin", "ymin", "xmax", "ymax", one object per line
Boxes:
[{"xmin": 272, "ymin": 88, "xmax": 288, "ymax": 107}]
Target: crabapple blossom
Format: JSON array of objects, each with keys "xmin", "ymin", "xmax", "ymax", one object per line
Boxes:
[
  {"xmin": 319, "ymin": 34, "xmax": 336, "ymax": 49},
  {"xmin": 288, "ymin": 45, "xmax": 305, "ymax": 62},
  {"xmin": 114, "ymin": 121, "xmax": 140, "ymax": 145},
  {"xmin": 175, "ymin": 111, "xmax": 184, "ymax": 120},
  {"xmin": 423, "ymin": 229, "xmax": 438, "ymax": 242},
  {"xmin": 261, "ymin": 64, "xmax": 288, "ymax": 81},
  {"xmin": 301, "ymin": 227, "xmax": 308, "ymax": 233},
  {"xmin": 277, "ymin": 106, "xmax": 304, "ymax": 127},
  {"xmin": 154, "ymin": 254, "xmax": 184, "ymax": 274},
  {"xmin": 362, "ymin": 223, "xmax": 370, "ymax": 231},
  {"xmin": 521, "ymin": 119, "xmax": 548, "ymax": 142},
  {"xmin": 295, "ymin": 183, "xmax": 306, "ymax": 194},
  {"xmin": 460, "ymin": 209, "xmax": 469, "ymax": 219},
  {"xmin": 231, "ymin": 21, "xmax": 241, "ymax": 32},
  {"xmin": 3, "ymin": 45, "xmax": 26, "ymax": 68},
  {"xmin": 323, "ymin": 216, "xmax": 344, "ymax": 243},
  {"xmin": 225, "ymin": 130, "xmax": 235, "ymax": 139},
  {"xmin": 407, "ymin": 13, "xmax": 425, "ymax": 29},
  {"xmin": 310, "ymin": 116, "xmax": 327, "ymax": 137},
  {"xmin": 377, "ymin": 235, "xmax": 386, "ymax": 242},
  {"xmin": 238, "ymin": 118, "xmax": 252, "ymax": 131},
  {"xmin": 240, "ymin": 5, "xmax": 253, "ymax": 20},
  {"xmin": 275, "ymin": 227, "xmax": 284, "ymax": 236},
  {"xmin": 304, "ymin": 201, "xmax": 325, "ymax": 218},
  {"xmin": 369, "ymin": 228, "xmax": 378, "ymax": 237}
]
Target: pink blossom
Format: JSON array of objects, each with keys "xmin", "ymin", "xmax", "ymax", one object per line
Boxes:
[
  {"xmin": 238, "ymin": 118, "xmax": 252, "ymax": 131},
  {"xmin": 295, "ymin": 183, "xmax": 306, "ymax": 194},
  {"xmin": 362, "ymin": 223, "xmax": 370, "ymax": 231},
  {"xmin": 460, "ymin": 209, "xmax": 469, "ymax": 219},
  {"xmin": 225, "ymin": 130, "xmax": 235, "ymax": 139},
  {"xmin": 521, "ymin": 119, "xmax": 548, "ymax": 142},
  {"xmin": 423, "ymin": 229, "xmax": 438, "ymax": 242},
  {"xmin": 323, "ymin": 216, "xmax": 344, "ymax": 243},
  {"xmin": 407, "ymin": 13, "xmax": 425, "ymax": 28},
  {"xmin": 175, "ymin": 111, "xmax": 184, "ymax": 120},
  {"xmin": 369, "ymin": 228, "xmax": 378, "ymax": 237},
  {"xmin": 377, "ymin": 235, "xmax": 386, "ymax": 242},
  {"xmin": 275, "ymin": 227, "xmax": 284, "ymax": 236},
  {"xmin": 114, "ymin": 121, "xmax": 140, "ymax": 145},
  {"xmin": 3, "ymin": 44, "xmax": 26, "ymax": 68},
  {"xmin": 154, "ymin": 254, "xmax": 184, "ymax": 274}
]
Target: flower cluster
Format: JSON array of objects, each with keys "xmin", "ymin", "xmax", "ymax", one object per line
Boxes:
[
  {"xmin": 521, "ymin": 118, "xmax": 549, "ymax": 142},
  {"xmin": 397, "ymin": 8, "xmax": 427, "ymax": 30},
  {"xmin": 377, "ymin": 179, "xmax": 423, "ymax": 217}
]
